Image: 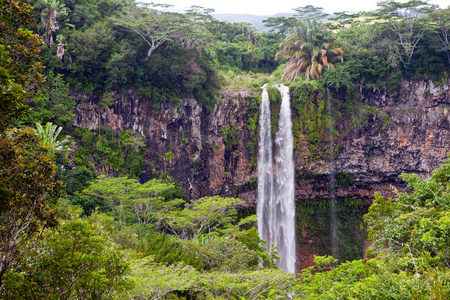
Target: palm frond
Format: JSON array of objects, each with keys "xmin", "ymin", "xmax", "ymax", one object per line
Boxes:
[{"xmin": 321, "ymin": 55, "xmax": 328, "ymax": 67}]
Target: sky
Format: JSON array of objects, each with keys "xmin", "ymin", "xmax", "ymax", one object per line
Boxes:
[{"xmin": 149, "ymin": 0, "xmax": 449, "ymax": 15}]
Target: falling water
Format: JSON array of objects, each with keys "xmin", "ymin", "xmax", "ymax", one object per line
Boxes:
[
  {"xmin": 326, "ymin": 88, "xmax": 338, "ymax": 259},
  {"xmin": 274, "ymin": 84, "xmax": 296, "ymax": 273},
  {"xmin": 257, "ymin": 85, "xmax": 296, "ymax": 274},
  {"xmin": 257, "ymin": 87, "xmax": 274, "ymax": 265}
]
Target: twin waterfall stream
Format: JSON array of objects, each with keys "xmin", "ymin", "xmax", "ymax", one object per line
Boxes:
[{"xmin": 257, "ymin": 85, "xmax": 296, "ymax": 273}]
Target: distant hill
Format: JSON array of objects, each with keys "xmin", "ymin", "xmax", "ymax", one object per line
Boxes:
[{"xmin": 212, "ymin": 13, "xmax": 295, "ymax": 32}]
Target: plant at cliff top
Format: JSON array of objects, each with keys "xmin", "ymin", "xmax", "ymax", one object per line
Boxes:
[
  {"xmin": 320, "ymin": 64, "xmax": 355, "ymax": 98},
  {"xmin": 276, "ymin": 19, "xmax": 343, "ymax": 81},
  {"xmin": 290, "ymin": 79, "xmax": 325, "ymax": 110},
  {"xmin": 113, "ymin": 3, "xmax": 184, "ymax": 59},
  {"xmin": 36, "ymin": 0, "xmax": 67, "ymax": 47},
  {"xmin": 373, "ymin": 0, "xmax": 437, "ymax": 68},
  {"xmin": 218, "ymin": 69, "xmax": 263, "ymax": 91},
  {"xmin": 429, "ymin": 8, "xmax": 450, "ymax": 64}
]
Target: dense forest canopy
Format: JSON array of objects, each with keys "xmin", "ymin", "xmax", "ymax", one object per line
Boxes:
[{"xmin": 1, "ymin": 0, "xmax": 450, "ymax": 298}]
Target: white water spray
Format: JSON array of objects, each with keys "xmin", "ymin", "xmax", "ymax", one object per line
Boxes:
[
  {"xmin": 257, "ymin": 85, "xmax": 296, "ymax": 274},
  {"xmin": 257, "ymin": 87, "xmax": 274, "ymax": 261}
]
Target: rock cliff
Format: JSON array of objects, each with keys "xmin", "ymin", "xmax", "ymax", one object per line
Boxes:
[
  {"xmin": 74, "ymin": 79, "xmax": 450, "ymax": 271},
  {"xmin": 75, "ymin": 89, "xmax": 259, "ymax": 202},
  {"xmin": 75, "ymin": 80, "xmax": 450, "ymax": 205},
  {"xmin": 316, "ymin": 79, "xmax": 450, "ymax": 203}
]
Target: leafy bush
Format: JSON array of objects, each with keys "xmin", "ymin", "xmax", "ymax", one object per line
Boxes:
[
  {"xmin": 2, "ymin": 216, "xmax": 129, "ymax": 299},
  {"xmin": 138, "ymin": 232, "xmax": 203, "ymax": 270},
  {"xmin": 321, "ymin": 64, "xmax": 355, "ymax": 98},
  {"xmin": 294, "ymin": 157, "xmax": 450, "ymax": 299}
]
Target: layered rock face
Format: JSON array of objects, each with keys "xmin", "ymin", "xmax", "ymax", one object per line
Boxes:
[
  {"xmin": 75, "ymin": 89, "xmax": 258, "ymax": 203},
  {"xmin": 75, "ymin": 80, "xmax": 450, "ymax": 205},
  {"xmin": 304, "ymin": 80, "xmax": 450, "ymax": 203}
]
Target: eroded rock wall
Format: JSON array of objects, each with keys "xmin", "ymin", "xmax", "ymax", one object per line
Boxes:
[
  {"xmin": 295, "ymin": 80, "xmax": 450, "ymax": 203},
  {"xmin": 74, "ymin": 89, "xmax": 258, "ymax": 202}
]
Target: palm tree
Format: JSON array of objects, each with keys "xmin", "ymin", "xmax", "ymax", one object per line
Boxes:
[
  {"xmin": 35, "ymin": 122, "xmax": 70, "ymax": 158},
  {"xmin": 37, "ymin": 0, "xmax": 67, "ymax": 47},
  {"xmin": 276, "ymin": 19, "xmax": 344, "ymax": 81},
  {"xmin": 55, "ymin": 34, "xmax": 65, "ymax": 60}
]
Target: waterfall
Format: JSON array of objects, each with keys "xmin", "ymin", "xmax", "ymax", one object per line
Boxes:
[
  {"xmin": 274, "ymin": 84, "xmax": 296, "ymax": 273},
  {"xmin": 257, "ymin": 85, "xmax": 296, "ymax": 274},
  {"xmin": 257, "ymin": 86, "xmax": 274, "ymax": 266}
]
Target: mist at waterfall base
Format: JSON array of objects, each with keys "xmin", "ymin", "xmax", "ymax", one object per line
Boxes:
[{"xmin": 257, "ymin": 85, "xmax": 296, "ymax": 274}]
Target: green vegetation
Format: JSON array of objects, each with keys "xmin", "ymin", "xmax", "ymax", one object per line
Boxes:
[
  {"xmin": 289, "ymin": 79, "xmax": 334, "ymax": 162},
  {"xmin": 277, "ymin": 19, "xmax": 344, "ymax": 81},
  {"xmin": 70, "ymin": 126, "xmax": 146, "ymax": 178},
  {"xmin": 0, "ymin": 1, "xmax": 62, "ymax": 292},
  {"xmin": 19, "ymin": 72, "xmax": 76, "ymax": 127},
  {"xmin": 322, "ymin": 1, "xmax": 449, "ymax": 93},
  {"xmin": 6, "ymin": 0, "xmax": 447, "ymax": 184},
  {"xmin": 2, "ymin": 211, "xmax": 129, "ymax": 299},
  {"xmin": 293, "ymin": 157, "xmax": 450, "ymax": 299},
  {"xmin": 1, "ymin": 0, "xmax": 450, "ymax": 298},
  {"xmin": 296, "ymin": 198, "xmax": 367, "ymax": 262},
  {"xmin": 245, "ymin": 94, "xmax": 260, "ymax": 167},
  {"xmin": 21, "ymin": 0, "xmax": 284, "ymax": 112},
  {"xmin": 220, "ymin": 117, "xmax": 240, "ymax": 152},
  {"xmin": 34, "ymin": 122, "xmax": 70, "ymax": 158},
  {"xmin": 336, "ymin": 171, "xmax": 356, "ymax": 187}
]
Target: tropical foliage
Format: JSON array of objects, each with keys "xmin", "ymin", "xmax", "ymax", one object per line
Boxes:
[
  {"xmin": 2, "ymin": 212, "xmax": 129, "ymax": 299},
  {"xmin": 34, "ymin": 122, "xmax": 70, "ymax": 158},
  {"xmin": 291, "ymin": 157, "xmax": 450, "ymax": 299},
  {"xmin": 36, "ymin": 0, "xmax": 67, "ymax": 47},
  {"xmin": 374, "ymin": 0, "xmax": 437, "ymax": 68},
  {"xmin": 0, "ymin": 0, "xmax": 62, "ymax": 292},
  {"xmin": 1, "ymin": 0, "xmax": 450, "ymax": 298},
  {"xmin": 0, "ymin": 128, "xmax": 62, "ymax": 292},
  {"xmin": 0, "ymin": 0, "xmax": 45, "ymax": 131},
  {"xmin": 276, "ymin": 19, "xmax": 343, "ymax": 81}
]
